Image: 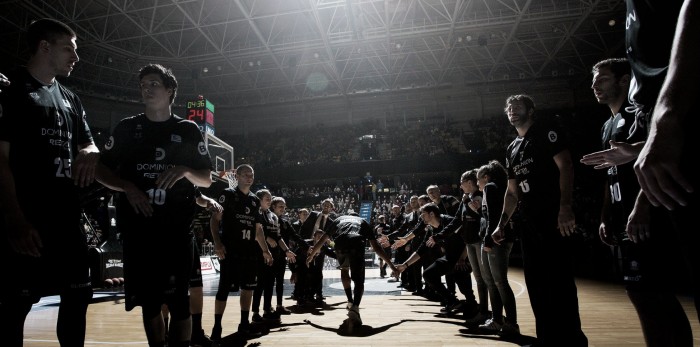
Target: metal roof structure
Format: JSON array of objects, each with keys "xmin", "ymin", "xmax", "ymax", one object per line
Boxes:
[{"xmin": 0, "ymin": 0, "xmax": 626, "ymax": 108}]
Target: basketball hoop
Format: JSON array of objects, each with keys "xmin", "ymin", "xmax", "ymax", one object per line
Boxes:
[{"xmin": 224, "ymin": 170, "xmax": 237, "ymax": 189}]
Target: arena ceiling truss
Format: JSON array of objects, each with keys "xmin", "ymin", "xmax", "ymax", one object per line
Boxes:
[{"xmin": 0, "ymin": 0, "xmax": 626, "ymax": 107}]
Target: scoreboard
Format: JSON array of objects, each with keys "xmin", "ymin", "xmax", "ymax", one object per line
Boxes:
[{"xmin": 186, "ymin": 95, "xmax": 215, "ymax": 135}]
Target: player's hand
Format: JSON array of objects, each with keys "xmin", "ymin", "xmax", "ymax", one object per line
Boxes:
[
  {"xmin": 6, "ymin": 216, "xmax": 42, "ymax": 257},
  {"xmin": 580, "ymin": 141, "xmax": 642, "ymax": 169},
  {"xmin": 491, "ymin": 228, "xmax": 505, "ymax": 245},
  {"xmin": 123, "ymin": 182, "xmax": 153, "ymax": 216},
  {"xmin": 392, "ymin": 237, "xmax": 407, "ymax": 250},
  {"xmin": 305, "ymin": 254, "xmax": 315, "ymax": 267},
  {"xmin": 557, "ymin": 205, "xmax": 576, "ymax": 237},
  {"xmin": 206, "ymin": 200, "xmax": 223, "ymax": 213},
  {"xmin": 285, "ymin": 250, "xmax": 297, "ymax": 263},
  {"xmin": 214, "ymin": 243, "xmax": 226, "ymax": 260},
  {"xmin": 263, "ymin": 251, "xmax": 273, "ymax": 266},
  {"xmin": 73, "ymin": 149, "xmax": 100, "ymax": 188},
  {"xmin": 155, "ymin": 165, "xmax": 188, "ymax": 190},
  {"xmin": 598, "ymin": 222, "xmax": 615, "ymax": 246},
  {"xmin": 426, "ymin": 236, "xmax": 436, "ymax": 248},
  {"xmin": 626, "ymin": 200, "xmax": 651, "ymax": 243}
]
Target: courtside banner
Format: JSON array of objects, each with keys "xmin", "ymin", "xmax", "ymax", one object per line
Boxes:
[{"xmin": 200, "ymin": 256, "xmax": 216, "ymax": 275}]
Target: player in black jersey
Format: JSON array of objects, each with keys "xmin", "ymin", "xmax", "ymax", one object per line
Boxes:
[
  {"xmin": 306, "ymin": 212, "xmax": 396, "ymax": 332},
  {"xmin": 492, "ymin": 95, "xmax": 587, "ymax": 346},
  {"xmin": 251, "ymin": 189, "xmax": 296, "ymax": 323},
  {"xmin": 209, "ymin": 164, "xmax": 273, "ymax": 340},
  {"xmin": 629, "ymin": 2, "xmax": 700, "ymax": 345},
  {"xmin": 584, "ymin": 58, "xmax": 687, "ymax": 345},
  {"xmin": 271, "ymin": 196, "xmax": 304, "ymax": 314},
  {"xmin": 477, "ymin": 160, "xmax": 519, "ymax": 335},
  {"xmin": 0, "ymin": 18, "xmax": 100, "ymax": 347},
  {"xmin": 582, "ymin": 2, "xmax": 699, "ymax": 344},
  {"xmin": 395, "ymin": 203, "xmax": 472, "ymax": 314},
  {"xmin": 161, "ymin": 189, "xmax": 221, "ymax": 347},
  {"xmin": 373, "ymin": 214, "xmax": 392, "ymax": 278},
  {"xmin": 97, "ymin": 64, "xmax": 213, "ymax": 347}
]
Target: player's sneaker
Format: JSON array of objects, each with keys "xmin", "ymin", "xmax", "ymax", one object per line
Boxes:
[
  {"xmin": 276, "ymin": 305, "xmax": 292, "ymax": 315},
  {"xmin": 210, "ymin": 325, "xmax": 222, "ymax": 341},
  {"xmin": 479, "ymin": 317, "xmax": 503, "ymax": 332},
  {"xmin": 499, "ymin": 321, "xmax": 521, "ymax": 336},
  {"xmin": 464, "ymin": 311, "xmax": 490, "ymax": 326},
  {"xmin": 263, "ymin": 310, "xmax": 281, "ymax": 322},
  {"xmin": 237, "ymin": 323, "xmax": 263, "ymax": 339},
  {"xmin": 347, "ymin": 306, "xmax": 362, "ymax": 325},
  {"xmin": 190, "ymin": 329, "xmax": 213, "ymax": 347}
]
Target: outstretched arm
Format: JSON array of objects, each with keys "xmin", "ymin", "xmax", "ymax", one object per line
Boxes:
[{"xmin": 634, "ymin": 0, "xmax": 698, "ymax": 210}]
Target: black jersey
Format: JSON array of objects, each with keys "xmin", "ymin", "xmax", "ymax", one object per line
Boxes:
[
  {"xmin": 602, "ymin": 102, "xmax": 646, "ymax": 231},
  {"xmin": 217, "ymin": 187, "xmax": 265, "ymax": 258},
  {"xmin": 325, "ymin": 215, "xmax": 374, "ymax": 250},
  {"xmin": 0, "ymin": 67, "xmax": 93, "ymax": 223},
  {"xmin": 625, "ymin": 0, "xmax": 684, "ymax": 115},
  {"xmin": 416, "ymin": 215, "xmax": 458, "ymax": 260},
  {"xmin": 506, "ymin": 117, "xmax": 568, "ymax": 221},
  {"xmin": 442, "ymin": 193, "xmax": 483, "ymax": 245},
  {"xmin": 437, "ymin": 195, "xmax": 460, "ymax": 217},
  {"xmin": 261, "ymin": 209, "xmax": 284, "ymax": 257},
  {"xmin": 100, "ymin": 114, "xmax": 212, "ymax": 232}
]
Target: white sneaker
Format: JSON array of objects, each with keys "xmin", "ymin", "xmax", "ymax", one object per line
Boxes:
[
  {"xmin": 500, "ymin": 321, "xmax": 520, "ymax": 336},
  {"xmin": 479, "ymin": 317, "xmax": 503, "ymax": 332}
]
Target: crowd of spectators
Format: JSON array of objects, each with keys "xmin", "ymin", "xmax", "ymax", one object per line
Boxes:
[{"xmin": 219, "ymin": 120, "xmax": 470, "ymax": 170}]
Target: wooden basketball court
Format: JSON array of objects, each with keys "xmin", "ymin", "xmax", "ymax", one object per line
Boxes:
[{"xmin": 23, "ymin": 267, "xmax": 700, "ymax": 346}]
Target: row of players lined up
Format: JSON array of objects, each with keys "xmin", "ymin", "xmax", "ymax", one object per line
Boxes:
[{"xmin": 2, "ymin": 4, "xmax": 699, "ymax": 346}]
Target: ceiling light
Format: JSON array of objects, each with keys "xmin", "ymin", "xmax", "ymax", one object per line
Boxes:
[
  {"xmin": 608, "ymin": 19, "xmax": 616, "ymax": 26},
  {"xmin": 202, "ymin": 67, "xmax": 208, "ymax": 73}
]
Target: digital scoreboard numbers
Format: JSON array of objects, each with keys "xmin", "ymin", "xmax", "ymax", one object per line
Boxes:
[{"xmin": 186, "ymin": 95, "xmax": 215, "ymax": 135}]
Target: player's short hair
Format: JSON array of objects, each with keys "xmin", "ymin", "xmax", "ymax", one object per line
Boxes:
[
  {"xmin": 419, "ymin": 203, "xmax": 440, "ymax": 216},
  {"xmin": 138, "ymin": 64, "xmax": 178, "ymax": 104},
  {"xmin": 460, "ymin": 169, "xmax": 478, "ymax": 184},
  {"xmin": 505, "ymin": 94, "xmax": 536, "ymax": 114},
  {"xmin": 271, "ymin": 196, "xmax": 286, "ymax": 207},
  {"xmin": 256, "ymin": 189, "xmax": 271, "ymax": 199},
  {"xmin": 235, "ymin": 164, "xmax": 254, "ymax": 175},
  {"xmin": 27, "ymin": 18, "xmax": 76, "ymax": 55},
  {"xmin": 592, "ymin": 58, "xmax": 630, "ymax": 80}
]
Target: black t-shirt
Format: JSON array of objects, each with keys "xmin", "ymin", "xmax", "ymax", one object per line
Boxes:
[
  {"xmin": 601, "ymin": 102, "xmax": 646, "ymax": 230},
  {"xmin": 217, "ymin": 188, "xmax": 265, "ymax": 258},
  {"xmin": 442, "ymin": 193, "xmax": 483, "ymax": 244},
  {"xmin": 0, "ymin": 67, "xmax": 93, "ymax": 225},
  {"xmin": 325, "ymin": 215, "xmax": 374, "ymax": 250},
  {"xmin": 625, "ymin": 0, "xmax": 684, "ymax": 114},
  {"xmin": 506, "ymin": 117, "xmax": 568, "ymax": 222},
  {"xmin": 100, "ymin": 114, "xmax": 212, "ymax": 233}
]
